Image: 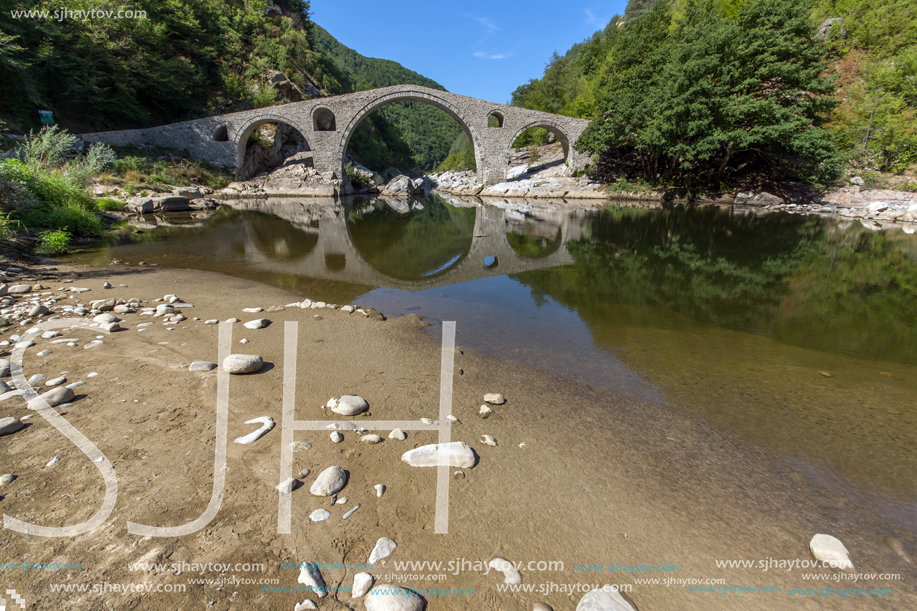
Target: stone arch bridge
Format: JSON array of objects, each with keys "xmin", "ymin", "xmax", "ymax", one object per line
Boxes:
[{"xmin": 80, "ymin": 85, "xmax": 591, "ymax": 186}]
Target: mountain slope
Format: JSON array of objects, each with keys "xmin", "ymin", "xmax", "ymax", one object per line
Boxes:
[{"xmin": 0, "ymin": 1, "xmax": 463, "ymax": 173}]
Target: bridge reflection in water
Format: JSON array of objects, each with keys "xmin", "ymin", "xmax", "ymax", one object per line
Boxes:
[{"xmin": 227, "ymin": 193, "xmax": 591, "ymax": 291}]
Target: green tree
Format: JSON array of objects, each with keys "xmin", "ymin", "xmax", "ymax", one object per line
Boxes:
[{"xmin": 576, "ymin": 0, "xmax": 841, "ymax": 187}]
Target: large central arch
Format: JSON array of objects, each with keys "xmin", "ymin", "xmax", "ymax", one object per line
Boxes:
[{"xmin": 336, "ymin": 89, "xmax": 483, "ymax": 180}]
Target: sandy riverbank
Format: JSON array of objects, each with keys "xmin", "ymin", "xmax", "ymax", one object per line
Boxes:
[{"xmin": 0, "ymin": 261, "xmax": 914, "ymax": 610}]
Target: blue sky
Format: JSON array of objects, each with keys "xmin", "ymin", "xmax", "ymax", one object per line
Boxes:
[{"xmin": 310, "ymin": 0, "xmax": 630, "ymax": 104}]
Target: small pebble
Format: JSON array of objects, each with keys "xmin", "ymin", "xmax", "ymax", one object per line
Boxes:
[
  {"xmin": 374, "ymin": 484, "xmax": 386, "ymax": 497},
  {"xmin": 309, "ymin": 509, "xmax": 331, "ymax": 522},
  {"xmin": 330, "ymin": 432, "xmax": 343, "ymax": 443}
]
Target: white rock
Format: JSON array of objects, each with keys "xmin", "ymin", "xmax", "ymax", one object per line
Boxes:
[
  {"xmin": 361, "ymin": 434, "xmax": 382, "ymax": 444},
  {"xmin": 484, "ymin": 393, "xmax": 505, "ymax": 405},
  {"xmin": 222, "ymin": 354, "xmax": 263, "ymax": 374},
  {"xmin": 374, "ymin": 484, "xmax": 386, "ymax": 497},
  {"xmin": 204, "ymin": 319, "xmax": 218, "ymax": 325},
  {"xmin": 310, "ymin": 508, "xmax": 330, "ymax": 522},
  {"xmin": 342, "ymin": 504, "xmax": 360, "ymax": 520},
  {"xmin": 310, "ymin": 466, "xmax": 347, "ymax": 496},
  {"xmin": 93, "ymin": 313, "xmax": 118, "ymax": 323},
  {"xmin": 294, "ymin": 600, "xmax": 318, "ymax": 611},
  {"xmin": 189, "ymin": 361, "xmax": 217, "ymax": 372},
  {"xmin": 45, "ymin": 376, "xmax": 67, "ymax": 387},
  {"xmin": 88, "ymin": 372, "xmax": 99, "ymax": 377},
  {"xmin": 533, "ymin": 604, "xmax": 554, "ymax": 611},
  {"xmin": 28, "ymin": 374, "xmax": 46, "ymax": 385},
  {"xmin": 83, "ymin": 339, "xmax": 103, "ymax": 349},
  {"xmin": 576, "ymin": 587, "xmax": 637, "ymax": 611},
  {"xmin": 239, "ymin": 338, "xmax": 249, "ymax": 344},
  {"xmin": 41, "ymin": 331, "xmax": 61, "ymax": 339},
  {"xmin": 420, "ymin": 418, "xmax": 434, "ymax": 425},
  {"xmin": 242, "ymin": 307, "xmax": 263, "ymax": 313},
  {"xmin": 368, "ymin": 537, "xmax": 397, "ymax": 564},
  {"xmin": 446, "ymin": 415, "xmax": 458, "ymax": 422},
  {"xmin": 299, "ymin": 299, "xmax": 312, "ymax": 309},
  {"xmin": 45, "ymin": 456, "xmax": 60, "ymax": 467},
  {"xmin": 328, "ymin": 395, "xmax": 369, "ymax": 416},
  {"xmin": 297, "ymin": 562, "xmax": 327, "ymax": 597},
  {"xmin": 36, "ymin": 350, "xmax": 51, "ymax": 357},
  {"xmin": 40, "ymin": 386, "xmax": 74, "ymax": 407},
  {"xmin": 488, "ymin": 557, "xmax": 522, "ymax": 584},
  {"xmin": 482, "ymin": 434, "xmax": 497, "ymax": 447},
  {"xmin": 365, "ymin": 584, "xmax": 425, "ymax": 611},
  {"xmin": 389, "ymin": 429, "xmax": 406, "ymax": 440},
  {"xmin": 480, "ymin": 405, "xmax": 493, "ymax": 418},
  {"xmin": 330, "ymin": 431, "xmax": 343, "ymax": 443},
  {"xmin": 234, "ymin": 416, "xmax": 275, "ymax": 444},
  {"xmin": 243, "ymin": 318, "xmax": 270, "ymax": 330},
  {"xmin": 401, "ymin": 442, "xmax": 476, "ymax": 468},
  {"xmin": 341, "ymin": 305, "xmax": 355, "ymax": 313},
  {"xmin": 810, "ymin": 534, "xmax": 853, "ymax": 569},
  {"xmin": 352, "ymin": 572, "xmax": 375, "ymax": 598},
  {"xmin": 276, "ymin": 478, "xmax": 295, "ymax": 494},
  {"xmin": 0, "ymin": 417, "xmax": 24, "ymax": 436}
]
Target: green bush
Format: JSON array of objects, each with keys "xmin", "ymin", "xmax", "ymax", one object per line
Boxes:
[
  {"xmin": 19, "ymin": 125, "xmax": 77, "ymax": 171},
  {"xmin": 0, "ymin": 158, "xmax": 103, "ymax": 237},
  {"xmin": 96, "ymin": 197, "xmax": 125, "ymax": 211},
  {"xmin": 37, "ymin": 229, "xmax": 71, "ymax": 255},
  {"xmin": 0, "ymin": 210, "xmax": 21, "ymax": 240},
  {"xmin": 345, "ymin": 165, "xmax": 373, "ymax": 190}
]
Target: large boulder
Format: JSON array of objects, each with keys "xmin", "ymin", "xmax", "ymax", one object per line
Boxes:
[
  {"xmin": 126, "ymin": 197, "xmax": 155, "ymax": 213},
  {"xmin": 222, "ymin": 354, "xmax": 264, "ymax": 374},
  {"xmin": 175, "ymin": 186, "xmax": 202, "ymax": 200},
  {"xmin": 151, "ymin": 196, "xmax": 192, "ymax": 211},
  {"xmin": 735, "ymin": 191, "xmax": 784, "ymax": 206}
]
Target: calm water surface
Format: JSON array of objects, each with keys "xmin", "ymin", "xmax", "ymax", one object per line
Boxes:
[{"xmin": 69, "ymin": 194, "xmax": 917, "ymax": 537}]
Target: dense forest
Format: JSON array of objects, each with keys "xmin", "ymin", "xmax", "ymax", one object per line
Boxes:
[
  {"xmin": 511, "ymin": 0, "xmax": 917, "ymax": 190},
  {"xmin": 0, "ymin": 0, "xmax": 463, "ymax": 173}
]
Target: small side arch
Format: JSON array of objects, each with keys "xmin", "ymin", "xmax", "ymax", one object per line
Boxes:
[
  {"xmin": 312, "ymin": 107, "xmax": 337, "ymax": 132},
  {"xmin": 507, "ymin": 121, "xmax": 573, "ymax": 165},
  {"xmin": 212, "ymin": 124, "xmax": 229, "ymax": 142},
  {"xmin": 487, "ymin": 110, "xmax": 504, "ymax": 128},
  {"xmin": 234, "ymin": 114, "xmax": 310, "ymax": 171}
]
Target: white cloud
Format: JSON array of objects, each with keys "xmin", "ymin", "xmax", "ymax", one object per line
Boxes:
[
  {"xmin": 584, "ymin": 8, "xmax": 603, "ymax": 25},
  {"xmin": 473, "ymin": 51, "xmax": 509, "ymax": 59},
  {"xmin": 466, "ymin": 14, "xmax": 499, "ymax": 32}
]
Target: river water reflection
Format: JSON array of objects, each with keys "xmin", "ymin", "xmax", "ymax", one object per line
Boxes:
[{"xmin": 69, "ymin": 193, "xmax": 917, "ymax": 537}]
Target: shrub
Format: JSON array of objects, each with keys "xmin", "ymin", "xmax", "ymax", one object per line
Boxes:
[
  {"xmin": 96, "ymin": 197, "xmax": 125, "ymax": 211},
  {"xmin": 19, "ymin": 125, "xmax": 78, "ymax": 171},
  {"xmin": 37, "ymin": 229, "xmax": 71, "ymax": 255}
]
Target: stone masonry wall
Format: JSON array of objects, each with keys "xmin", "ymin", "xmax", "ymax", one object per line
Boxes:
[{"xmin": 80, "ymin": 85, "xmax": 592, "ymax": 185}]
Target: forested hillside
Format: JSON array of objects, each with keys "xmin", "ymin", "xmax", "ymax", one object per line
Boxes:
[
  {"xmin": 511, "ymin": 0, "xmax": 917, "ymax": 190},
  {"xmin": 0, "ymin": 0, "xmax": 462, "ymax": 173}
]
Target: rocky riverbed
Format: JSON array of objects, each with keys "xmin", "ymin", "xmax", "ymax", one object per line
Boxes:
[{"xmin": 0, "ymin": 258, "xmax": 915, "ymax": 610}]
